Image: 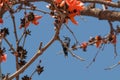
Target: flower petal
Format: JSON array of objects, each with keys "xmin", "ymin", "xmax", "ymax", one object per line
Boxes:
[
  {"xmin": 34, "ymin": 15, "xmax": 42, "ymax": 20},
  {"xmin": 75, "ymin": 1, "xmax": 84, "ymax": 11},
  {"xmin": 111, "ymin": 35, "xmax": 117, "ymax": 44},
  {"xmin": 31, "ymin": 15, "xmax": 42, "ymax": 25},
  {"xmin": 70, "ymin": 17, "xmax": 78, "ymax": 25},
  {"xmin": 95, "ymin": 41, "xmax": 101, "ymax": 48},
  {"xmin": 69, "ymin": 14, "xmax": 78, "ymax": 25},
  {"xmin": 32, "ymin": 20, "xmax": 39, "ymax": 25},
  {"xmin": 0, "ymin": 54, "xmax": 7, "ymax": 63},
  {"xmin": 66, "ymin": 0, "xmax": 77, "ymax": 11}
]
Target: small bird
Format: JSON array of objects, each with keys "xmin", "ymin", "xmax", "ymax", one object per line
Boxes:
[{"xmin": 62, "ymin": 36, "xmax": 71, "ymax": 57}]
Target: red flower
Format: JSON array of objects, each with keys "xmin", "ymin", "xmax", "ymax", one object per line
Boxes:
[
  {"xmin": 68, "ymin": 13, "xmax": 79, "ymax": 25},
  {"xmin": 95, "ymin": 36, "xmax": 102, "ymax": 48},
  {"xmin": 65, "ymin": 0, "xmax": 84, "ymax": 24},
  {"xmin": 66, "ymin": 0, "xmax": 84, "ymax": 11},
  {"xmin": 111, "ymin": 34, "xmax": 117, "ymax": 44},
  {"xmin": 31, "ymin": 15, "xmax": 42, "ymax": 25},
  {"xmin": 19, "ymin": 13, "xmax": 42, "ymax": 29},
  {"xmin": 0, "ymin": 18, "xmax": 3, "ymax": 24},
  {"xmin": 80, "ymin": 42, "xmax": 88, "ymax": 51},
  {"xmin": 0, "ymin": 54, "xmax": 7, "ymax": 63}
]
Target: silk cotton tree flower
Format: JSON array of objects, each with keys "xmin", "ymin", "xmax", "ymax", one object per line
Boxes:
[
  {"xmin": 19, "ymin": 12, "xmax": 42, "ymax": 29},
  {"xmin": 65, "ymin": 0, "xmax": 84, "ymax": 24},
  {"xmin": 0, "ymin": 54, "xmax": 7, "ymax": 63},
  {"xmin": 53, "ymin": 0, "xmax": 84, "ymax": 25},
  {"xmin": 80, "ymin": 42, "xmax": 88, "ymax": 51}
]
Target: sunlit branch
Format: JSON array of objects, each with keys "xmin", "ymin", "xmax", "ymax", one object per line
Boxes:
[
  {"xmin": 81, "ymin": 7, "xmax": 120, "ymax": 21},
  {"xmin": 104, "ymin": 62, "xmax": 120, "ymax": 70},
  {"xmin": 81, "ymin": 0, "xmax": 120, "ymax": 8}
]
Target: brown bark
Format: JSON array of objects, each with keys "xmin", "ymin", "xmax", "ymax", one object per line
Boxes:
[{"xmin": 81, "ymin": 7, "xmax": 120, "ymax": 21}]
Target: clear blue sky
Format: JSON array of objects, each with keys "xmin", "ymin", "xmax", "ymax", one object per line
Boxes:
[{"xmin": 1, "ymin": 0, "xmax": 120, "ymax": 80}]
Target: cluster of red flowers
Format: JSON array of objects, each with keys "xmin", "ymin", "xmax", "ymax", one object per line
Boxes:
[
  {"xmin": 80, "ymin": 34, "xmax": 117, "ymax": 51},
  {"xmin": 48, "ymin": 0, "xmax": 84, "ymax": 25},
  {"xmin": 19, "ymin": 12, "xmax": 42, "ymax": 29}
]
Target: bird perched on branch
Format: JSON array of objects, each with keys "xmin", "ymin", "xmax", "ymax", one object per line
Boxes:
[{"xmin": 62, "ymin": 36, "xmax": 71, "ymax": 57}]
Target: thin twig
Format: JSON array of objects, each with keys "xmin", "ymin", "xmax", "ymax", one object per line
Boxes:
[
  {"xmin": 69, "ymin": 50, "xmax": 85, "ymax": 61},
  {"xmin": 6, "ymin": 4, "xmax": 19, "ymax": 80},
  {"xmin": 86, "ymin": 44, "xmax": 103, "ymax": 68},
  {"xmin": 30, "ymin": 60, "xmax": 42, "ymax": 78},
  {"xmin": 8, "ymin": 10, "xmax": 19, "ymax": 46},
  {"xmin": 0, "ymin": 39, "xmax": 2, "ymax": 48},
  {"xmin": 64, "ymin": 24, "xmax": 79, "ymax": 44},
  {"xmin": 4, "ymin": 37, "xmax": 16, "ymax": 52},
  {"xmin": 4, "ymin": 37, "xmax": 20, "ymax": 80},
  {"xmin": 113, "ymin": 44, "xmax": 117, "ymax": 58},
  {"xmin": 108, "ymin": 20, "xmax": 114, "ymax": 34},
  {"xmin": 30, "ymin": 69, "xmax": 36, "ymax": 79},
  {"xmin": 21, "ymin": 8, "xmax": 50, "ymax": 14},
  {"xmin": 104, "ymin": 62, "xmax": 120, "ymax": 70},
  {"xmin": 18, "ymin": 31, "xmax": 26, "ymax": 45},
  {"xmin": 108, "ymin": 21, "xmax": 117, "ymax": 57},
  {"xmin": 39, "ymin": 42, "xmax": 43, "ymax": 50},
  {"xmin": 22, "ymin": 31, "xmax": 27, "ymax": 48}
]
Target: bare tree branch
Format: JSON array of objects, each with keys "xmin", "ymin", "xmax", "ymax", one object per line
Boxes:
[
  {"xmin": 81, "ymin": 7, "xmax": 120, "ymax": 21},
  {"xmin": 7, "ymin": 32, "xmax": 57, "ymax": 80},
  {"xmin": 81, "ymin": 0, "xmax": 120, "ymax": 8}
]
